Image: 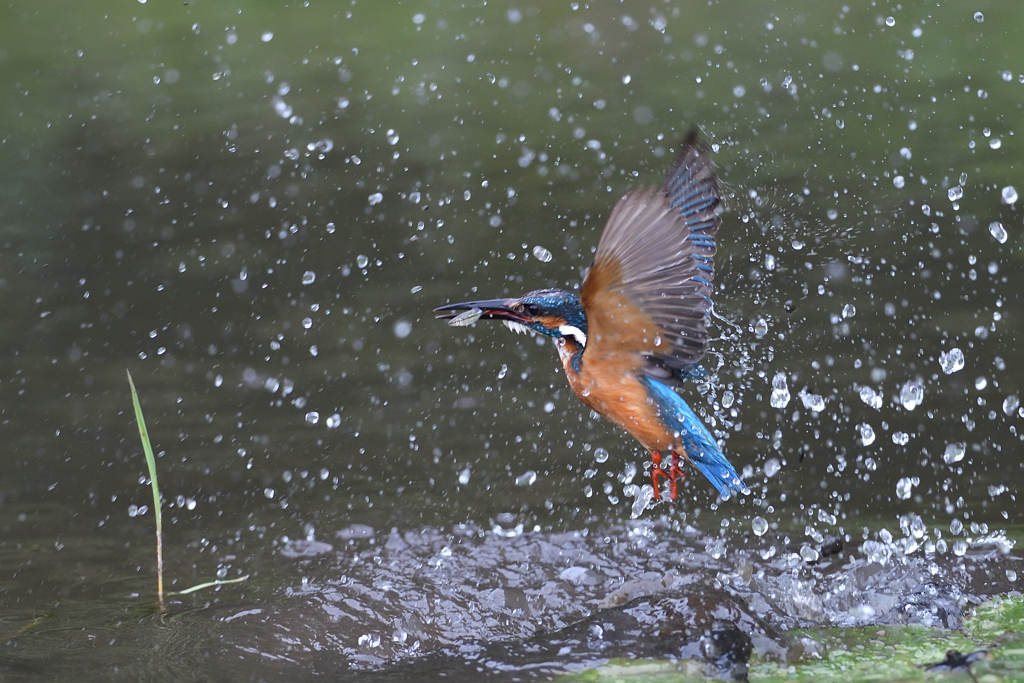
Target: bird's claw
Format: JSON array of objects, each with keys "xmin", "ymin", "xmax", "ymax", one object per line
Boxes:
[{"xmin": 650, "ymin": 451, "xmax": 686, "ymax": 502}]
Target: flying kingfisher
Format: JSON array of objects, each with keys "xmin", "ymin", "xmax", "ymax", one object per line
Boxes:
[{"xmin": 435, "ymin": 132, "xmax": 748, "ymax": 503}]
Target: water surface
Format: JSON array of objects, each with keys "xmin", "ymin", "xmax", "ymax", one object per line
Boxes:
[{"xmin": 0, "ymin": 1, "xmax": 1021, "ymax": 680}]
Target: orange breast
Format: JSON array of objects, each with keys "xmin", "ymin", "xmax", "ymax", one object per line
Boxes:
[{"xmin": 555, "ymin": 339, "xmax": 674, "ymax": 453}]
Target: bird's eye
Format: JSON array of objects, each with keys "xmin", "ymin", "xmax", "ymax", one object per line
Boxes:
[{"xmin": 525, "ymin": 303, "xmax": 541, "ymax": 316}]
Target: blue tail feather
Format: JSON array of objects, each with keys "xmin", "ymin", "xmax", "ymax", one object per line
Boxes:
[{"xmin": 640, "ymin": 377, "xmax": 749, "ymax": 499}]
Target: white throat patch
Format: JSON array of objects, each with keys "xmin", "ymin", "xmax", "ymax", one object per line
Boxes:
[{"xmin": 557, "ymin": 324, "xmax": 587, "ymax": 347}]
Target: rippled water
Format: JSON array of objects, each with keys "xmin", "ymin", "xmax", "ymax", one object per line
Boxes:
[{"xmin": 1, "ymin": 1, "xmax": 1022, "ymax": 680}]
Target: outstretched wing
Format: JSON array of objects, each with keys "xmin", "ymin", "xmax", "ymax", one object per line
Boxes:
[{"xmin": 581, "ymin": 132, "xmax": 720, "ymax": 376}]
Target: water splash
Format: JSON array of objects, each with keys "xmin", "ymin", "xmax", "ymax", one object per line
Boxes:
[
  {"xmin": 939, "ymin": 348, "xmax": 965, "ymax": 374},
  {"xmin": 899, "ymin": 379, "xmax": 924, "ymax": 410},
  {"xmin": 770, "ymin": 372, "xmax": 791, "ymax": 408}
]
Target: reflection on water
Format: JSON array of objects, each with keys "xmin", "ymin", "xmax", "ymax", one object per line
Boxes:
[{"xmin": 0, "ymin": 0, "xmax": 1022, "ymax": 680}]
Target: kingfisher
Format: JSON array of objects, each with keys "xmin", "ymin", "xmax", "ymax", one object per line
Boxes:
[{"xmin": 435, "ymin": 132, "xmax": 748, "ymax": 503}]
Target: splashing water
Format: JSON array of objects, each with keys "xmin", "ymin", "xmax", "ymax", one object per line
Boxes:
[
  {"xmin": 989, "ymin": 221, "xmax": 1008, "ymax": 244},
  {"xmin": 859, "ymin": 386, "xmax": 883, "ymax": 409},
  {"xmin": 751, "ymin": 516, "xmax": 768, "ymax": 536},
  {"xmin": 858, "ymin": 423, "xmax": 876, "ymax": 446},
  {"xmin": 770, "ymin": 372, "xmax": 791, "ymax": 408},
  {"xmin": 798, "ymin": 387, "xmax": 826, "ymax": 412},
  {"xmin": 895, "ymin": 477, "xmax": 915, "ymax": 500},
  {"xmin": 943, "ymin": 442, "xmax": 966, "ymax": 464},
  {"xmin": 1003, "ymin": 395, "xmax": 1020, "ymax": 416},
  {"xmin": 899, "ymin": 379, "xmax": 924, "ymax": 410},
  {"xmin": 629, "ymin": 484, "xmax": 655, "ymax": 519},
  {"xmin": 939, "ymin": 348, "xmax": 965, "ymax": 374}
]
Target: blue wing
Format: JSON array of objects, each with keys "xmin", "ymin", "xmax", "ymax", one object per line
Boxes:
[{"xmin": 640, "ymin": 376, "xmax": 748, "ymax": 499}]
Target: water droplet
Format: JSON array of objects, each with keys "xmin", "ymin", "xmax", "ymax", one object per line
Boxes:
[
  {"xmin": 990, "ymin": 138, "xmax": 1002, "ymax": 150},
  {"xmin": 264, "ymin": 377, "xmax": 280, "ymax": 393},
  {"xmin": 974, "ymin": 11, "xmax": 984, "ymax": 22},
  {"xmin": 975, "ymin": 376, "xmax": 987, "ymax": 391},
  {"xmin": 989, "ymin": 221, "xmax": 1008, "ymax": 244},
  {"xmin": 948, "ymin": 186, "xmax": 963, "ymax": 201},
  {"xmin": 1008, "ymin": 569, "xmax": 1018, "ymax": 582},
  {"xmin": 893, "ymin": 175, "xmax": 905, "ymax": 189},
  {"xmin": 393, "ymin": 320, "xmax": 412, "ymax": 338},
  {"xmin": 458, "ymin": 467, "xmax": 471, "ymax": 485},
  {"xmin": 842, "ymin": 304, "xmax": 856, "ymax": 318},
  {"xmin": 368, "ymin": 192, "xmax": 384, "ymax": 206},
  {"xmin": 1001, "ymin": 185, "xmax": 1017, "ymax": 204},
  {"xmin": 386, "ymin": 129, "xmax": 399, "ymax": 145},
  {"xmin": 858, "ymin": 423, "xmax": 876, "ymax": 446},
  {"xmin": 899, "ymin": 379, "xmax": 924, "ymax": 410},
  {"xmin": 754, "ymin": 318, "xmax": 768, "ymax": 338},
  {"xmin": 764, "ymin": 458, "xmax": 781, "ymax": 478},
  {"xmin": 952, "ymin": 540, "xmax": 968, "ymax": 557},
  {"xmin": 497, "ymin": 363, "xmax": 508, "ymax": 380},
  {"xmin": 937, "ymin": 444, "xmax": 962, "ymax": 464},
  {"xmin": 721, "ymin": 390, "xmax": 735, "ymax": 409},
  {"xmin": 800, "ymin": 545, "xmax": 820, "ymax": 562},
  {"xmin": 859, "ymin": 386, "xmax": 883, "ymax": 409},
  {"xmin": 543, "ymin": 401, "xmax": 556, "ymax": 413},
  {"xmin": 305, "ymin": 411, "xmax": 319, "ymax": 425},
  {"xmin": 939, "ymin": 348, "xmax": 965, "ymax": 374},
  {"xmin": 302, "ymin": 270, "xmax": 316, "ymax": 285},
  {"xmin": 357, "ymin": 633, "xmax": 381, "ymax": 648},
  {"xmin": 1003, "ymin": 395, "xmax": 1019, "ymax": 416},
  {"xmin": 798, "ymin": 388, "xmax": 825, "ymax": 412},
  {"xmin": 630, "ymin": 484, "xmax": 655, "ymax": 519},
  {"xmin": 769, "ymin": 372, "xmax": 790, "ymax": 408},
  {"xmin": 326, "ymin": 414, "xmax": 341, "ymax": 429},
  {"xmin": 892, "ymin": 431, "xmax": 909, "ymax": 446},
  {"xmin": 261, "ymin": 31, "xmax": 273, "ymax": 42},
  {"xmin": 356, "ymin": 254, "xmax": 369, "ymax": 269},
  {"xmin": 515, "ymin": 470, "xmax": 537, "ymax": 486},
  {"xmin": 895, "ymin": 477, "xmax": 914, "ymax": 500},
  {"xmin": 885, "ymin": 16, "xmax": 895, "ymax": 27},
  {"xmin": 594, "ymin": 447, "xmax": 609, "ymax": 463},
  {"xmin": 532, "ymin": 245, "xmax": 553, "ymax": 262}
]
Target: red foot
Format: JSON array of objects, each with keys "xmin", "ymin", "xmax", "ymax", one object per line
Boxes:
[{"xmin": 649, "ymin": 451, "xmax": 687, "ymax": 502}]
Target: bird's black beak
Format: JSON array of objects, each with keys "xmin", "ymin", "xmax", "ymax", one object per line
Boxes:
[{"xmin": 434, "ymin": 298, "xmax": 527, "ymax": 326}]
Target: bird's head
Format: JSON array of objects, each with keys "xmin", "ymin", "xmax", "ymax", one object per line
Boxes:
[{"xmin": 435, "ymin": 288, "xmax": 588, "ymax": 347}]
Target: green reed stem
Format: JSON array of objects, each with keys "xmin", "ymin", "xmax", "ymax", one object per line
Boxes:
[{"xmin": 127, "ymin": 370, "xmax": 163, "ymax": 606}]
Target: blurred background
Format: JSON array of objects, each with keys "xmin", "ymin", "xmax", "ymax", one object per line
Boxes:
[{"xmin": 0, "ymin": 1, "xmax": 1020, "ymax": 680}]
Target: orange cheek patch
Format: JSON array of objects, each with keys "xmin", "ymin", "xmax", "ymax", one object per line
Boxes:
[{"xmin": 535, "ymin": 315, "xmax": 566, "ymax": 330}]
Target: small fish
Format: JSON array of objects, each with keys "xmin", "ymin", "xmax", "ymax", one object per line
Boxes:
[{"xmin": 446, "ymin": 307, "xmax": 483, "ymax": 327}]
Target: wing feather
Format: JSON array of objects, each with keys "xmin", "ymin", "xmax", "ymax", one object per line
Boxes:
[{"xmin": 581, "ymin": 133, "xmax": 720, "ymax": 373}]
